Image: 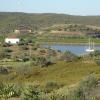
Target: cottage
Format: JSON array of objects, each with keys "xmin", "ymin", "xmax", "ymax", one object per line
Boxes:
[
  {"xmin": 14, "ymin": 25, "xmax": 32, "ymax": 34},
  {"xmin": 5, "ymin": 38, "xmax": 20, "ymax": 44},
  {"xmin": 14, "ymin": 30, "xmax": 20, "ymax": 34},
  {"xmin": 14, "ymin": 29, "xmax": 31, "ymax": 34}
]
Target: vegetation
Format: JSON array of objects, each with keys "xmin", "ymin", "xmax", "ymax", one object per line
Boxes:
[
  {"xmin": 0, "ymin": 74, "xmax": 98, "ymax": 100},
  {"xmin": 60, "ymin": 51, "xmax": 79, "ymax": 62},
  {"xmin": 1, "ymin": 12, "xmax": 100, "ymax": 34},
  {"xmin": 0, "ymin": 12, "xmax": 100, "ymax": 99},
  {"xmin": 32, "ymin": 56, "xmax": 54, "ymax": 67}
]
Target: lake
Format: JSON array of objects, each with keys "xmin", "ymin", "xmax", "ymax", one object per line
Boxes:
[{"xmin": 43, "ymin": 44, "xmax": 100, "ymax": 55}]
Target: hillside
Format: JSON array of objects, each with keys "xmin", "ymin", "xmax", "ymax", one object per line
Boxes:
[
  {"xmin": 0, "ymin": 11, "xmax": 100, "ymax": 99},
  {"xmin": 43, "ymin": 24, "xmax": 100, "ymax": 34},
  {"xmin": 1, "ymin": 12, "xmax": 100, "ymax": 34}
]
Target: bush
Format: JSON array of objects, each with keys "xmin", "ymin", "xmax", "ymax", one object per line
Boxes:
[
  {"xmin": 22, "ymin": 85, "xmax": 41, "ymax": 100},
  {"xmin": 95, "ymin": 60, "xmax": 100, "ymax": 66},
  {"xmin": 4, "ymin": 48, "xmax": 13, "ymax": 53},
  {"xmin": 4, "ymin": 53, "xmax": 11, "ymax": 59},
  {"xmin": 0, "ymin": 67, "xmax": 9, "ymax": 74},
  {"xmin": 32, "ymin": 56, "xmax": 53, "ymax": 67},
  {"xmin": 0, "ymin": 83, "xmax": 17, "ymax": 99},
  {"xmin": 13, "ymin": 83, "xmax": 23, "ymax": 97},
  {"xmin": 2, "ymin": 43, "xmax": 12, "ymax": 47},
  {"xmin": 23, "ymin": 57, "xmax": 30, "ymax": 62},
  {"xmin": 0, "ymin": 52, "xmax": 7, "ymax": 59},
  {"xmin": 68, "ymin": 87, "xmax": 86, "ymax": 100},
  {"xmin": 0, "ymin": 46, "xmax": 13, "ymax": 59},
  {"xmin": 79, "ymin": 74, "xmax": 98, "ymax": 92},
  {"xmin": 18, "ymin": 39, "xmax": 28, "ymax": 45},
  {"xmin": 18, "ymin": 53, "xmax": 30, "ymax": 62},
  {"xmin": 32, "ymin": 47, "xmax": 38, "ymax": 50},
  {"xmin": 68, "ymin": 74, "xmax": 98, "ymax": 100},
  {"xmin": 45, "ymin": 81, "xmax": 59, "ymax": 93},
  {"xmin": 21, "ymin": 46, "xmax": 29, "ymax": 50},
  {"xmin": 47, "ymin": 49, "xmax": 57, "ymax": 56},
  {"xmin": 60, "ymin": 51, "xmax": 79, "ymax": 62}
]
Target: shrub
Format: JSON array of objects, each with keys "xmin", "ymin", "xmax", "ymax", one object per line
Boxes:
[
  {"xmin": 60, "ymin": 51, "xmax": 79, "ymax": 62},
  {"xmin": 47, "ymin": 49, "xmax": 57, "ymax": 56},
  {"xmin": 0, "ymin": 52, "xmax": 6, "ymax": 59},
  {"xmin": 32, "ymin": 56, "xmax": 53, "ymax": 67},
  {"xmin": 39, "ymin": 49, "xmax": 46, "ymax": 54},
  {"xmin": 68, "ymin": 74, "xmax": 98, "ymax": 100},
  {"xmin": 4, "ymin": 53, "xmax": 11, "ymax": 59},
  {"xmin": 68, "ymin": 87, "xmax": 86, "ymax": 100},
  {"xmin": 18, "ymin": 39, "xmax": 28, "ymax": 45},
  {"xmin": 0, "ymin": 83, "xmax": 17, "ymax": 99},
  {"xmin": 2, "ymin": 43, "xmax": 12, "ymax": 47},
  {"xmin": 4, "ymin": 48, "xmax": 13, "ymax": 53},
  {"xmin": 0, "ymin": 51, "xmax": 11, "ymax": 59},
  {"xmin": 79, "ymin": 74, "xmax": 98, "ymax": 92},
  {"xmin": 94, "ymin": 50, "xmax": 100, "ymax": 57},
  {"xmin": 23, "ymin": 57, "xmax": 30, "ymax": 62},
  {"xmin": 22, "ymin": 85, "xmax": 41, "ymax": 100},
  {"xmin": 0, "ymin": 67, "xmax": 9, "ymax": 74},
  {"xmin": 19, "ymin": 53, "xmax": 30, "ymax": 62},
  {"xmin": 21, "ymin": 46, "xmax": 29, "ymax": 50},
  {"xmin": 32, "ymin": 47, "xmax": 38, "ymax": 50},
  {"xmin": 13, "ymin": 83, "xmax": 23, "ymax": 97},
  {"xmin": 45, "ymin": 81, "xmax": 59, "ymax": 93},
  {"xmin": 95, "ymin": 60, "xmax": 100, "ymax": 66}
]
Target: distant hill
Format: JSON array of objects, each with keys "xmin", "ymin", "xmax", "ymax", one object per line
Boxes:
[
  {"xmin": 43, "ymin": 24, "xmax": 100, "ymax": 34},
  {"xmin": 1, "ymin": 12, "xmax": 100, "ymax": 34}
]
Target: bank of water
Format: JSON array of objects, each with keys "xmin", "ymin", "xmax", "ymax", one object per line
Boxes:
[{"xmin": 42, "ymin": 44, "xmax": 100, "ymax": 55}]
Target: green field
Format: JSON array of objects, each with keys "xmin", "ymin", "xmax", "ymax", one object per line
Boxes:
[
  {"xmin": 0, "ymin": 58, "xmax": 100, "ymax": 99},
  {"xmin": 0, "ymin": 59, "xmax": 100, "ymax": 85},
  {"xmin": 37, "ymin": 35, "xmax": 100, "ymax": 44}
]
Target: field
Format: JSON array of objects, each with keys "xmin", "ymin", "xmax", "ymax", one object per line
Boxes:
[
  {"xmin": 0, "ymin": 58, "xmax": 99, "ymax": 99},
  {"xmin": 37, "ymin": 34, "xmax": 100, "ymax": 44},
  {"xmin": 0, "ymin": 59, "xmax": 99, "ymax": 85},
  {"xmin": 37, "ymin": 37, "xmax": 100, "ymax": 44}
]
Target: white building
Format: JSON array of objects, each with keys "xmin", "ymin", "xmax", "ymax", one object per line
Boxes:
[
  {"xmin": 14, "ymin": 30, "xmax": 20, "ymax": 34},
  {"xmin": 14, "ymin": 29, "xmax": 32, "ymax": 34},
  {"xmin": 5, "ymin": 38, "xmax": 20, "ymax": 44}
]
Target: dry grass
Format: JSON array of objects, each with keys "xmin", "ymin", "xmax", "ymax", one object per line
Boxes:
[{"xmin": 0, "ymin": 59, "xmax": 100, "ymax": 86}]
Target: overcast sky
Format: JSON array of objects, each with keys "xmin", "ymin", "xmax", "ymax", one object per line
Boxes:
[{"xmin": 0, "ymin": 0, "xmax": 100, "ymax": 15}]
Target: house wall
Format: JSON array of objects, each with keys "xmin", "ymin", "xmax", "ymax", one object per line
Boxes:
[{"xmin": 5, "ymin": 38, "xmax": 20, "ymax": 44}]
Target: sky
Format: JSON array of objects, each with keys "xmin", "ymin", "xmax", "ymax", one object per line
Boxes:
[{"xmin": 0, "ymin": 0, "xmax": 100, "ymax": 15}]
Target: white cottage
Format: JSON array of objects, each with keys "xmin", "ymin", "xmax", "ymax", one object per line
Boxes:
[{"xmin": 5, "ymin": 38, "xmax": 20, "ymax": 44}]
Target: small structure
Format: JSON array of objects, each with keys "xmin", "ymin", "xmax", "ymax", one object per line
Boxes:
[
  {"xmin": 5, "ymin": 38, "xmax": 20, "ymax": 44},
  {"xmin": 14, "ymin": 29, "xmax": 31, "ymax": 34},
  {"xmin": 14, "ymin": 30, "xmax": 20, "ymax": 34},
  {"xmin": 14, "ymin": 25, "xmax": 32, "ymax": 34}
]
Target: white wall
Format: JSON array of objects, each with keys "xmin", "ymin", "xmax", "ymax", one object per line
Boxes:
[{"xmin": 5, "ymin": 38, "xmax": 20, "ymax": 44}]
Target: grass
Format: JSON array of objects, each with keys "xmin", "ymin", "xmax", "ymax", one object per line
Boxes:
[
  {"xmin": 37, "ymin": 36, "xmax": 100, "ymax": 44},
  {"xmin": 0, "ymin": 38, "xmax": 99, "ymax": 86},
  {"xmin": 0, "ymin": 59, "xmax": 100, "ymax": 86}
]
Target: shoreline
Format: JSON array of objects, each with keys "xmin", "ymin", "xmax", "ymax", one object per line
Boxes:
[{"xmin": 37, "ymin": 42, "xmax": 100, "ymax": 46}]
